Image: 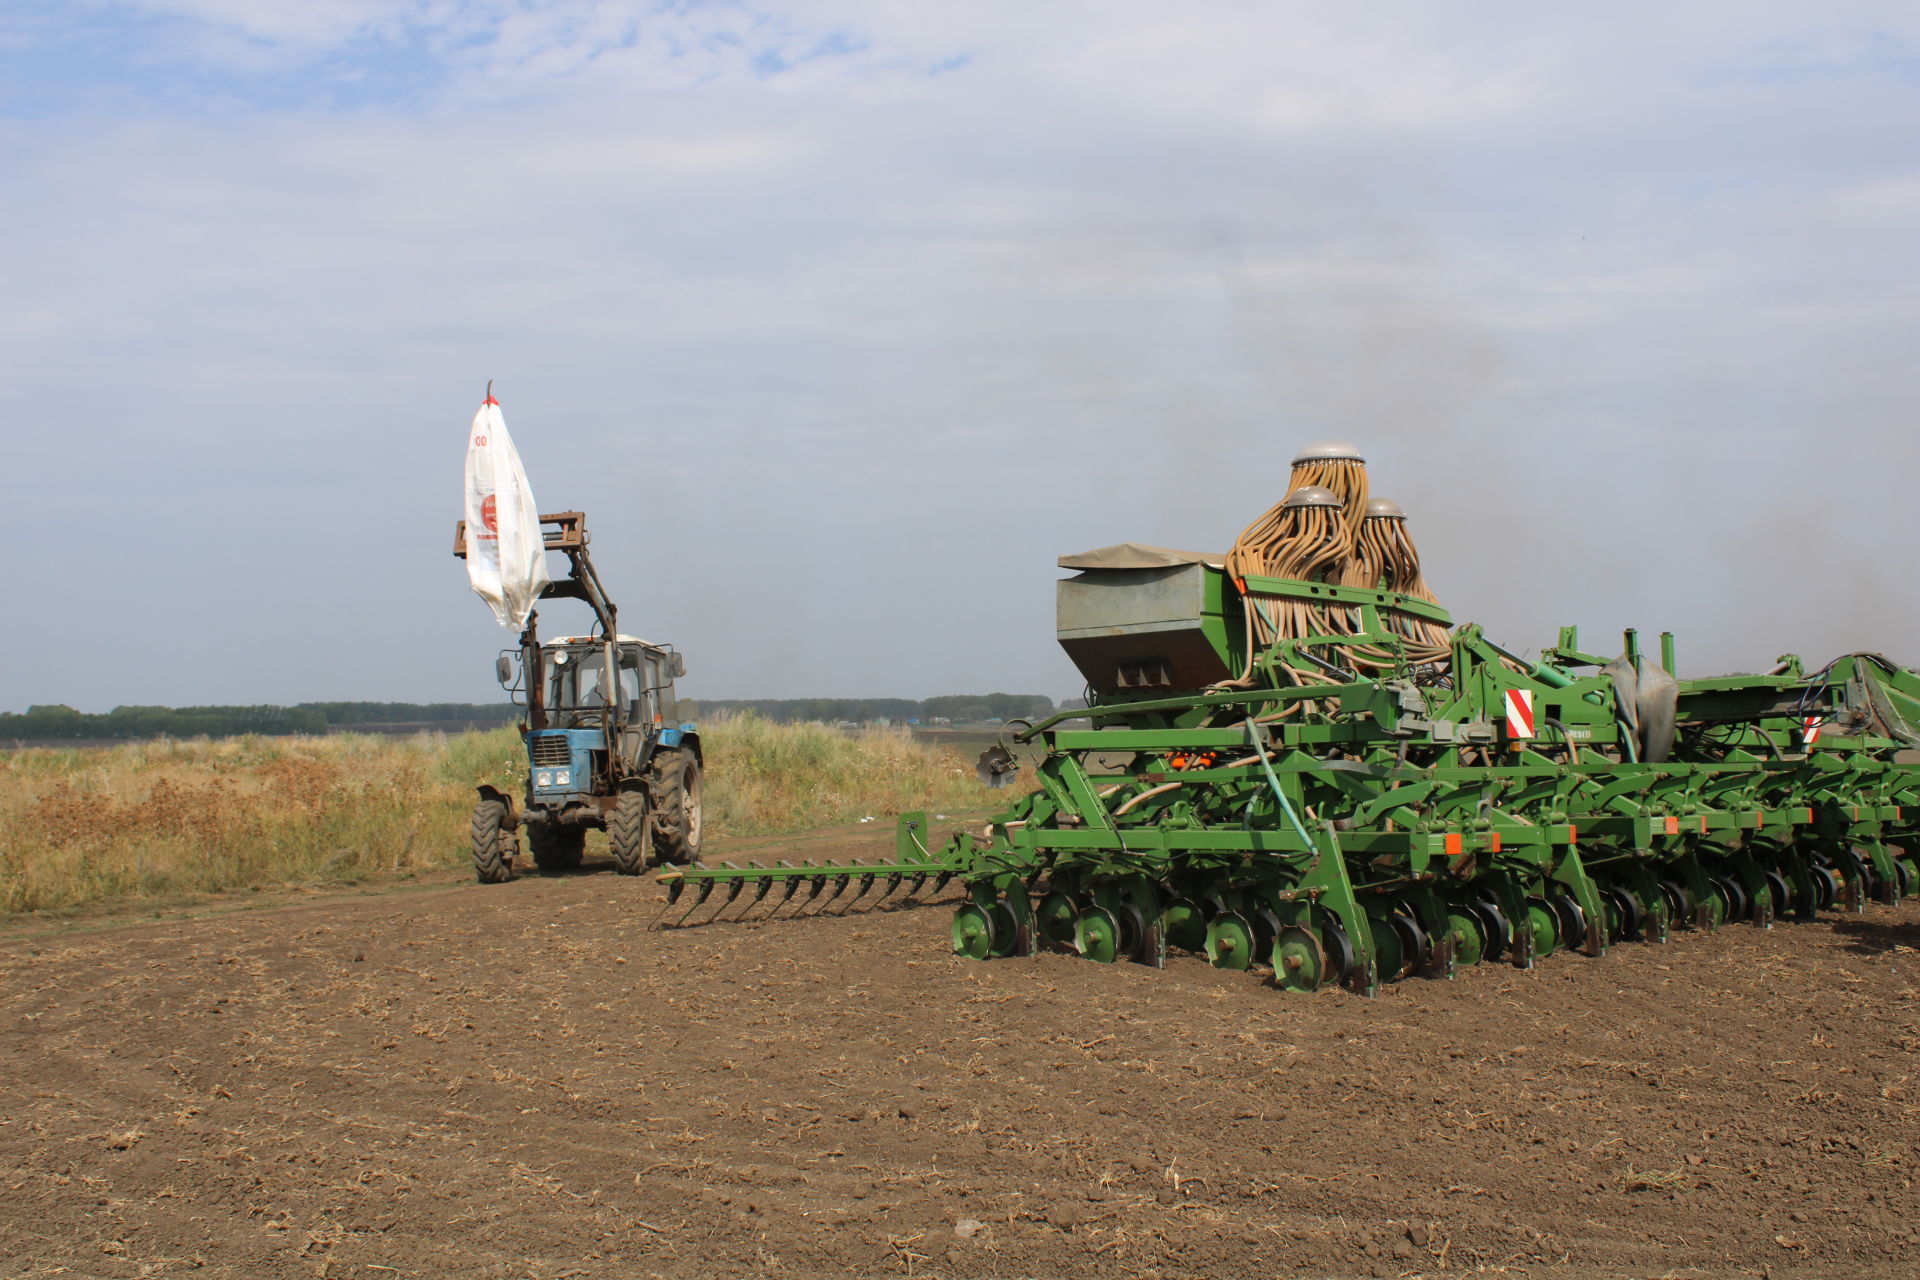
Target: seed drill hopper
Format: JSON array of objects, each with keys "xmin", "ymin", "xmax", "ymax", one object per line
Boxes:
[{"xmin": 658, "ymin": 444, "xmax": 1920, "ymax": 994}]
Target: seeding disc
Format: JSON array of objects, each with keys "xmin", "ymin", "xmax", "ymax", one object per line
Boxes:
[
  {"xmin": 1075, "ymin": 906, "xmax": 1121, "ymax": 964},
  {"xmin": 1446, "ymin": 911, "xmax": 1485, "ymax": 968},
  {"xmin": 1381, "ymin": 914, "xmax": 1422, "ymax": 980},
  {"xmin": 1250, "ymin": 909, "xmax": 1284, "ymax": 962},
  {"xmin": 988, "ymin": 899, "xmax": 1022, "ymax": 958},
  {"xmin": 1713, "ymin": 875, "xmax": 1747, "ymax": 923},
  {"xmin": 1660, "ymin": 880, "xmax": 1693, "ymax": 925},
  {"xmin": 1319, "ymin": 916, "xmax": 1357, "ymax": 983},
  {"xmin": 1549, "ymin": 893, "xmax": 1586, "ymax": 950},
  {"xmin": 1614, "ymin": 886, "xmax": 1646, "ymax": 940},
  {"xmin": 1599, "ymin": 888, "xmax": 1632, "ymax": 942},
  {"xmin": 1161, "ymin": 897, "xmax": 1207, "ymax": 951},
  {"xmin": 1700, "ymin": 881, "xmax": 1727, "ymax": 928},
  {"xmin": 1810, "ymin": 864, "xmax": 1840, "ymax": 911},
  {"xmin": 1205, "ymin": 912, "xmax": 1255, "ymax": 970},
  {"xmin": 1272, "ymin": 926, "xmax": 1327, "ymax": 991},
  {"xmin": 1835, "ymin": 847, "xmax": 1869, "ymax": 895},
  {"xmin": 1113, "ymin": 903, "xmax": 1150, "ymax": 961},
  {"xmin": 1367, "ymin": 917, "xmax": 1403, "ymax": 980},
  {"xmin": 1035, "ymin": 892, "xmax": 1079, "ymax": 947},
  {"xmin": 1642, "ymin": 885, "xmax": 1672, "ymax": 938},
  {"xmin": 1471, "ymin": 900, "xmax": 1511, "ymax": 962},
  {"xmin": 1762, "ymin": 870, "xmax": 1793, "ymax": 919},
  {"xmin": 951, "ymin": 904, "xmax": 996, "ymax": 960}
]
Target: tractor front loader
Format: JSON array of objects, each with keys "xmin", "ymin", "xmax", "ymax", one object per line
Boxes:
[{"xmin": 453, "ymin": 511, "xmax": 702, "ymax": 881}]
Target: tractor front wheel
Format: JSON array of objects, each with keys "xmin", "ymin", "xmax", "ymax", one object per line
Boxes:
[
  {"xmin": 471, "ymin": 798, "xmax": 516, "ymax": 883},
  {"xmin": 650, "ymin": 750, "xmax": 703, "ymax": 864},
  {"xmin": 609, "ymin": 788, "xmax": 650, "ymax": 875},
  {"xmin": 529, "ymin": 823, "xmax": 585, "ymax": 875}
]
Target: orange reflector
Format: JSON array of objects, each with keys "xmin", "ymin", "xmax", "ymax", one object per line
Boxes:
[
  {"xmin": 1567, "ymin": 824, "xmax": 1578, "ymax": 846},
  {"xmin": 1490, "ymin": 832, "xmax": 1502, "ymax": 853},
  {"xmin": 1444, "ymin": 833, "xmax": 1462, "ymax": 856},
  {"xmin": 1664, "ymin": 816, "xmax": 1679, "ymax": 836}
]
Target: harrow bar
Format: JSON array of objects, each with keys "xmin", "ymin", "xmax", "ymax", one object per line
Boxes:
[{"xmin": 652, "ymin": 812, "xmax": 962, "ymax": 927}]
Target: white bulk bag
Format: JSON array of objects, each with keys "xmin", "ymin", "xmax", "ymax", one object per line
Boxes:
[{"xmin": 463, "ymin": 394, "xmax": 551, "ymax": 628}]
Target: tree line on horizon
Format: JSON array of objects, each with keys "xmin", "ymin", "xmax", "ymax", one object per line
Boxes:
[
  {"xmin": 678, "ymin": 693, "xmax": 1058, "ymax": 725},
  {"xmin": 1, "ymin": 693, "xmax": 1063, "ymax": 742}
]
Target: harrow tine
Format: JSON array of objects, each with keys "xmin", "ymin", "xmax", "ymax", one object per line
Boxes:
[
  {"xmin": 672, "ymin": 878, "xmax": 716, "ymax": 927},
  {"xmin": 846, "ymin": 872, "xmax": 877, "ymax": 911},
  {"xmin": 828, "ymin": 872, "xmax": 873, "ymax": 916},
  {"xmin": 762, "ymin": 864, "xmax": 805, "ymax": 921},
  {"xmin": 737, "ymin": 874, "xmax": 774, "ymax": 921},
  {"xmin": 712, "ymin": 864, "xmax": 763, "ymax": 923},
  {"xmin": 647, "ymin": 873, "xmax": 685, "ymax": 930},
  {"xmin": 878, "ymin": 871, "xmax": 903, "ymax": 905},
  {"xmin": 679, "ymin": 863, "xmax": 747, "ymax": 927},
  {"xmin": 907, "ymin": 873, "xmax": 927, "ymax": 899},
  {"xmin": 715, "ymin": 869, "xmax": 746, "ymax": 914}
]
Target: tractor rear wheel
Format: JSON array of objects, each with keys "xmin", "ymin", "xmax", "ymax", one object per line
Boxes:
[
  {"xmin": 471, "ymin": 799, "xmax": 515, "ymax": 883},
  {"xmin": 609, "ymin": 788, "xmax": 650, "ymax": 875},
  {"xmin": 650, "ymin": 750, "xmax": 703, "ymax": 864},
  {"xmin": 529, "ymin": 823, "xmax": 585, "ymax": 875}
]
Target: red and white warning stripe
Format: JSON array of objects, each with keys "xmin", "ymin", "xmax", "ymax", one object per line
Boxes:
[
  {"xmin": 1505, "ymin": 687, "xmax": 1536, "ymax": 739},
  {"xmin": 1802, "ymin": 716, "xmax": 1822, "ymax": 748}
]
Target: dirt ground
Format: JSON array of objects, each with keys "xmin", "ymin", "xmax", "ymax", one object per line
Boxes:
[{"xmin": 2, "ymin": 828, "xmax": 1917, "ymax": 1280}]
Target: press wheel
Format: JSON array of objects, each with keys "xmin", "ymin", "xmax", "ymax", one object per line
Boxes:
[
  {"xmin": 1446, "ymin": 910, "xmax": 1485, "ymax": 967},
  {"xmin": 1524, "ymin": 897, "xmax": 1560, "ymax": 958},
  {"xmin": 951, "ymin": 903, "xmax": 996, "ymax": 960},
  {"xmin": 1161, "ymin": 896, "xmax": 1207, "ymax": 951},
  {"xmin": 1035, "ymin": 891, "xmax": 1079, "ymax": 947},
  {"xmin": 1204, "ymin": 911, "xmax": 1256, "ymax": 970},
  {"xmin": 1075, "ymin": 905, "xmax": 1121, "ymax": 963},
  {"xmin": 1272, "ymin": 925, "xmax": 1328, "ymax": 992}
]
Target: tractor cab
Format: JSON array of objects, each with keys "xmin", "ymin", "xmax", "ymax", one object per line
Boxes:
[{"xmin": 540, "ymin": 635, "xmax": 684, "ymax": 731}]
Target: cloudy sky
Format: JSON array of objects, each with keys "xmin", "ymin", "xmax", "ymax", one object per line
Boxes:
[{"xmin": 4, "ymin": 2, "xmax": 1917, "ymax": 711}]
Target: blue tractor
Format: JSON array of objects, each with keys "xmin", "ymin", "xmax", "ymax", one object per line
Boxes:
[{"xmin": 455, "ymin": 511, "xmax": 702, "ymax": 880}]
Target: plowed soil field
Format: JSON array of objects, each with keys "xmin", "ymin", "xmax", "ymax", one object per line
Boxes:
[{"xmin": 2, "ymin": 827, "xmax": 1918, "ymax": 1280}]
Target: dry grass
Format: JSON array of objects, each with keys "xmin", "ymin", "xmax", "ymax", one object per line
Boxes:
[{"xmin": 0, "ymin": 714, "xmax": 997, "ymax": 916}]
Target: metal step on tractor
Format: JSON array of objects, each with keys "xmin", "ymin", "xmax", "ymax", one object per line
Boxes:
[{"xmin": 453, "ymin": 511, "xmax": 702, "ymax": 881}]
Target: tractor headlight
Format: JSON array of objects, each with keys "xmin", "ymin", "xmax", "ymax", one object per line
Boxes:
[
  {"xmin": 536, "ymin": 770, "xmax": 554, "ymax": 787},
  {"xmin": 555, "ymin": 770, "xmax": 571, "ymax": 787}
]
